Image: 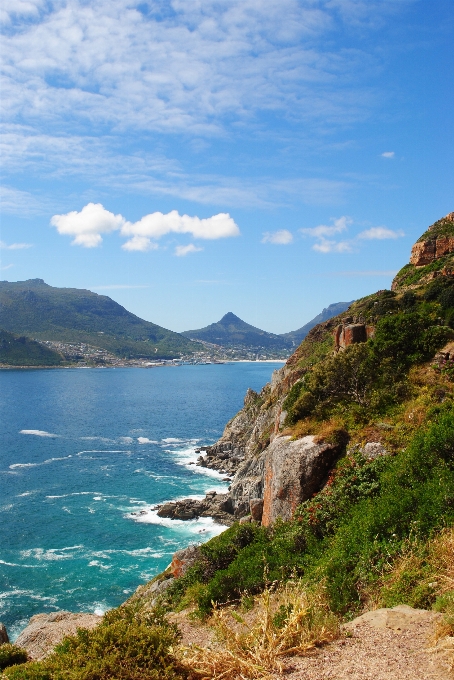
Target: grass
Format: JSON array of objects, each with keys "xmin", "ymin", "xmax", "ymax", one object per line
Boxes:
[{"xmin": 178, "ymin": 582, "xmax": 339, "ymax": 679}]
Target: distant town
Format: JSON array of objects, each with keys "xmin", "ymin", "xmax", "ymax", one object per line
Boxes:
[{"xmin": 39, "ymin": 339, "xmax": 290, "ymax": 367}]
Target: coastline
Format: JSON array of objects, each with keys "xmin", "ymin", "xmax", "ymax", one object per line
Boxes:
[{"xmin": 0, "ymin": 360, "xmax": 286, "ymax": 370}]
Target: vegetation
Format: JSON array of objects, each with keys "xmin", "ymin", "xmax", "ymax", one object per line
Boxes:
[
  {"xmin": 0, "ymin": 279, "xmax": 201, "ymax": 359},
  {"xmin": 0, "ymin": 645, "xmax": 28, "ymax": 671},
  {"xmin": 0, "ymin": 330, "xmax": 63, "ymax": 366}
]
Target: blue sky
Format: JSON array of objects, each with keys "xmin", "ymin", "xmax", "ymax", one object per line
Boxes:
[{"xmin": 1, "ymin": 0, "xmax": 453, "ymax": 334}]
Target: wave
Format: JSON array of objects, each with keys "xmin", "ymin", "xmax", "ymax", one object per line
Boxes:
[
  {"xmin": 137, "ymin": 437, "xmax": 158, "ymax": 444},
  {"xmin": 20, "ymin": 430, "xmax": 59, "ymax": 438},
  {"xmin": 9, "ymin": 455, "xmax": 73, "ymax": 470},
  {"xmin": 125, "ymin": 506, "xmax": 227, "ymax": 538},
  {"xmin": 20, "ymin": 546, "xmax": 84, "ymax": 562}
]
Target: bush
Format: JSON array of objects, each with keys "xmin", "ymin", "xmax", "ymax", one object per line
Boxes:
[{"xmin": 0, "ymin": 644, "xmax": 28, "ymax": 670}]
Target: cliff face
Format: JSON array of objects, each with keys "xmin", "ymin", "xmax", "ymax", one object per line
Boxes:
[{"xmin": 200, "ymin": 213, "xmax": 454, "ymax": 528}]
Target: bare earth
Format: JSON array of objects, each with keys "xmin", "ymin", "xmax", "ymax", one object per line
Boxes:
[{"xmin": 171, "ymin": 605, "xmax": 453, "ymax": 680}]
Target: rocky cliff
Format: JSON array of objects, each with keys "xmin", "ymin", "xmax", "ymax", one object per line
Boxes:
[{"xmin": 186, "ymin": 213, "xmax": 454, "ymax": 531}]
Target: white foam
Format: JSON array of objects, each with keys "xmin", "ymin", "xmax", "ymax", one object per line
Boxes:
[
  {"xmin": 137, "ymin": 437, "xmax": 158, "ymax": 444},
  {"xmin": 9, "ymin": 455, "xmax": 72, "ymax": 470},
  {"xmin": 119, "ymin": 437, "xmax": 134, "ymax": 444},
  {"xmin": 20, "ymin": 430, "xmax": 58, "ymax": 437},
  {"xmin": 126, "ymin": 507, "xmax": 227, "ymax": 538},
  {"xmin": 76, "ymin": 450, "xmax": 130, "ymax": 455},
  {"xmin": 20, "ymin": 546, "xmax": 83, "ymax": 561}
]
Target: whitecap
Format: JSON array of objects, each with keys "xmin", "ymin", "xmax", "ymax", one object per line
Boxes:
[
  {"xmin": 119, "ymin": 437, "xmax": 134, "ymax": 444},
  {"xmin": 137, "ymin": 437, "xmax": 158, "ymax": 444},
  {"xmin": 20, "ymin": 430, "xmax": 58, "ymax": 438},
  {"xmin": 10, "ymin": 455, "xmax": 72, "ymax": 470},
  {"xmin": 126, "ymin": 507, "xmax": 227, "ymax": 538}
]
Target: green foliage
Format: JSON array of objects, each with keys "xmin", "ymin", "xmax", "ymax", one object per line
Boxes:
[
  {"xmin": 0, "ymin": 330, "xmax": 63, "ymax": 366},
  {"xmin": 0, "ymin": 644, "xmax": 28, "ymax": 670},
  {"xmin": 3, "ymin": 604, "xmax": 187, "ymax": 680}
]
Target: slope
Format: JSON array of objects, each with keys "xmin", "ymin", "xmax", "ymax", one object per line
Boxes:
[
  {"xmin": 0, "ymin": 330, "xmax": 63, "ymax": 366},
  {"xmin": 0, "ymin": 279, "xmax": 201, "ymax": 359},
  {"xmin": 182, "ymin": 312, "xmax": 293, "ymax": 350},
  {"xmin": 280, "ymin": 300, "xmax": 354, "ymax": 346}
]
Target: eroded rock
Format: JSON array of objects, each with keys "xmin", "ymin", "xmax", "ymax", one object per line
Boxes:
[
  {"xmin": 15, "ymin": 611, "xmax": 102, "ymax": 660},
  {"xmin": 261, "ymin": 435, "xmax": 339, "ymax": 526},
  {"xmin": 156, "ymin": 492, "xmax": 235, "ymax": 526},
  {"xmin": 171, "ymin": 545, "xmax": 201, "ymax": 578},
  {"xmin": 0, "ymin": 622, "xmax": 9, "ymax": 644},
  {"xmin": 344, "ymin": 605, "xmax": 441, "ymax": 633}
]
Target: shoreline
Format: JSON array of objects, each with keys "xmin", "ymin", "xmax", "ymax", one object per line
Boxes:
[{"xmin": 0, "ymin": 360, "xmax": 286, "ymax": 370}]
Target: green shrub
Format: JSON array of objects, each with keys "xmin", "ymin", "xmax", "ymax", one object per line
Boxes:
[{"xmin": 0, "ymin": 644, "xmax": 28, "ymax": 670}]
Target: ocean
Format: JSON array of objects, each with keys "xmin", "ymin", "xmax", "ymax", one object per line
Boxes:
[{"xmin": 0, "ymin": 362, "xmax": 282, "ymax": 640}]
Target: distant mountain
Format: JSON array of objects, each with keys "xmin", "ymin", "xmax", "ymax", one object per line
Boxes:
[
  {"xmin": 0, "ymin": 329, "xmax": 63, "ymax": 366},
  {"xmin": 182, "ymin": 312, "xmax": 293, "ymax": 351},
  {"xmin": 281, "ymin": 301, "xmax": 354, "ymax": 346},
  {"xmin": 0, "ymin": 279, "xmax": 201, "ymax": 359}
]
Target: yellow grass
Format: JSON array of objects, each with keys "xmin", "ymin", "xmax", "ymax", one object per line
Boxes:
[{"xmin": 178, "ymin": 582, "xmax": 339, "ymax": 679}]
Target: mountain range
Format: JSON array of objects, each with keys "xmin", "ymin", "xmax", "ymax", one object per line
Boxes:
[{"xmin": 0, "ymin": 279, "xmax": 200, "ymax": 359}]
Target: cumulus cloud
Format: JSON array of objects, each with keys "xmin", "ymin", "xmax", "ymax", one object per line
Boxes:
[
  {"xmin": 381, "ymin": 151, "xmax": 395, "ymax": 158},
  {"xmin": 261, "ymin": 229, "xmax": 293, "ymax": 245},
  {"xmin": 51, "ymin": 203, "xmax": 124, "ymax": 247},
  {"xmin": 0, "ymin": 240, "xmax": 33, "ymax": 249},
  {"xmin": 51, "ymin": 204, "xmax": 239, "ymax": 250},
  {"xmin": 174, "ymin": 244, "xmax": 203, "ymax": 257},
  {"xmin": 300, "ymin": 216, "xmax": 352, "ymax": 238},
  {"xmin": 121, "ymin": 211, "xmax": 239, "ymax": 243},
  {"xmin": 313, "ymin": 239, "xmax": 353, "ymax": 253},
  {"xmin": 358, "ymin": 226, "xmax": 404, "ymax": 240}
]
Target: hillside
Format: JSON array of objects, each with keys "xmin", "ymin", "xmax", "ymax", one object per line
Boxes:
[
  {"xmin": 281, "ymin": 300, "xmax": 353, "ymax": 346},
  {"xmin": 182, "ymin": 312, "xmax": 293, "ymax": 351},
  {"xmin": 3, "ymin": 213, "xmax": 454, "ymax": 679},
  {"xmin": 0, "ymin": 330, "xmax": 63, "ymax": 366},
  {"xmin": 0, "ymin": 279, "xmax": 201, "ymax": 359}
]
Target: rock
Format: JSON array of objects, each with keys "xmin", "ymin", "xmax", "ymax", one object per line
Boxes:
[
  {"xmin": 15, "ymin": 611, "xmax": 102, "ymax": 660},
  {"xmin": 410, "ymin": 239, "xmax": 437, "ymax": 266},
  {"xmin": 171, "ymin": 545, "xmax": 201, "ymax": 578},
  {"xmin": 156, "ymin": 492, "xmax": 235, "ymax": 526},
  {"xmin": 249, "ymin": 498, "xmax": 264, "ymax": 522},
  {"xmin": 344, "ymin": 605, "xmax": 440, "ymax": 634},
  {"xmin": 0, "ymin": 622, "xmax": 9, "ymax": 644},
  {"xmin": 261, "ymin": 435, "xmax": 339, "ymax": 526},
  {"xmin": 361, "ymin": 442, "xmax": 389, "ymax": 459},
  {"xmin": 334, "ymin": 323, "xmax": 375, "ymax": 351},
  {"xmin": 239, "ymin": 515, "xmax": 252, "ymax": 524}
]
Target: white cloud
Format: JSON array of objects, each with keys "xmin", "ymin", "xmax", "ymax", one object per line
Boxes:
[
  {"xmin": 300, "ymin": 215, "xmax": 352, "ymax": 238},
  {"xmin": 121, "ymin": 211, "xmax": 240, "ymax": 242},
  {"xmin": 121, "ymin": 236, "xmax": 159, "ymax": 252},
  {"xmin": 51, "ymin": 203, "xmax": 240, "ymax": 250},
  {"xmin": 358, "ymin": 227, "xmax": 404, "ymax": 240},
  {"xmin": 1, "ymin": 263, "xmax": 14, "ymax": 270},
  {"xmin": 51, "ymin": 203, "xmax": 124, "ymax": 248},
  {"xmin": 0, "ymin": 240, "xmax": 33, "ymax": 249},
  {"xmin": 381, "ymin": 151, "xmax": 395, "ymax": 158},
  {"xmin": 174, "ymin": 244, "xmax": 203, "ymax": 257},
  {"xmin": 313, "ymin": 239, "xmax": 353, "ymax": 253},
  {"xmin": 261, "ymin": 229, "xmax": 293, "ymax": 245}
]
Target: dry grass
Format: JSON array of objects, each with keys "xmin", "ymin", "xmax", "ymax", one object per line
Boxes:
[{"xmin": 178, "ymin": 582, "xmax": 339, "ymax": 680}]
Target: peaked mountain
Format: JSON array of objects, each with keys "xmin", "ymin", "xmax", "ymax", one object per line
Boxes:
[
  {"xmin": 182, "ymin": 312, "xmax": 293, "ymax": 350},
  {"xmin": 0, "ymin": 279, "xmax": 201, "ymax": 359},
  {"xmin": 281, "ymin": 301, "xmax": 354, "ymax": 346}
]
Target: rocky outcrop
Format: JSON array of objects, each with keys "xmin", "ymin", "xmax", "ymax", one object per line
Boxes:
[
  {"xmin": 0, "ymin": 622, "xmax": 9, "ymax": 644},
  {"xmin": 334, "ymin": 322, "xmax": 375, "ymax": 351},
  {"xmin": 410, "ymin": 212, "xmax": 454, "ymax": 266},
  {"xmin": 14, "ymin": 611, "xmax": 102, "ymax": 660},
  {"xmin": 156, "ymin": 491, "xmax": 235, "ymax": 526},
  {"xmin": 170, "ymin": 545, "xmax": 202, "ymax": 578},
  {"xmin": 261, "ymin": 436, "xmax": 339, "ymax": 526}
]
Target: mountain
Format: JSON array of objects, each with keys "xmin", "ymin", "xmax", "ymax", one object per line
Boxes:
[
  {"xmin": 0, "ymin": 279, "xmax": 201, "ymax": 359},
  {"xmin": 0, "ymin": 329, "xmax": 63, "ymax": 366},
  {"xmin": 182, "ymin": 312, "xmax": 293, "ymax": 351},
  {"xmin": 280, "ymin": 301, "xmax": 354, "ymax": 346}
]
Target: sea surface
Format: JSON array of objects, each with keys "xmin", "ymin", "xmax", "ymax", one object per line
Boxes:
[{"xmin": 0, "ymin": 362, "xmax": 282, "ymax": 640}]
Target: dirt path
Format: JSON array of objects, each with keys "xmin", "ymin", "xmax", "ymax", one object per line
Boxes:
[{"xmin": 272, "ymin": 607, "xmax": 453, "ymax": 680}]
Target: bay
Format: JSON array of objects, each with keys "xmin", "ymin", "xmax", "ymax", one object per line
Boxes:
[{"xmin": 0, "ymin": 362, "xmax": 282, "ymax": 640}]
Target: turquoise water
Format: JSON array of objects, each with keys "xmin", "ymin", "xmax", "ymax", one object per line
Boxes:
[{"xmin": 0, "ymin": 363, "xmax": 282, "ymax": 640}]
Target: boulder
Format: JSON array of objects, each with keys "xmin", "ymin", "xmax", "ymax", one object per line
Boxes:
[
  {"xmin": 170, "ymin": 545, "xmax": 201, "ymax": 578},
  {"xmin": 261, "ymin": 435, "xmax": 338, "ymax": 526},
  {"xmin": 15, "ymin": 611, "xmax": 102, "ymax": 660},
  {"xmin": 344, "ymin": 605, "xmax": 440, "ymax": 633},
  {"xmin": 0, "ymin": 622, "xmax": 9, "ymax": 644},
  {"xmin": 334, "ymin": 323, "xmax": 375, "ymax": 351},
  {"xmin": 361, "ymin": 442, "xmax": 389, "ymax": 459}
]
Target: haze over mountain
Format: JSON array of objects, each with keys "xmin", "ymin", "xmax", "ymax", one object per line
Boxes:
[
  {"xmin": 282, "ymin": 301, "xmax": 353, "ymax": 346},
  {"xmin": 182, "ymin": 312, "xmax": 293, "ymax": 351},
  {"xmin": 0, "ymin": 279, "xmax": 200, "ymax": 359}
]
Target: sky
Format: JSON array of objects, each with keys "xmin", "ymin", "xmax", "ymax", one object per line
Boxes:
[{"xmin": 1, "ymin": 0, "xmax": 453, "ymax": 334}]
